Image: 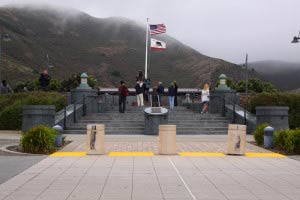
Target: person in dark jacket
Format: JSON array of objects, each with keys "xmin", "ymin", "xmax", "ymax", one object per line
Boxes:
[
  {"xmin": 118, "ymin": 80, "xmax": 128, "ymax": 113},
  {"xmin": 0, "ymin": 80, "xmax": 12, "ymax": 95},
  {"xmin": 144, "ymin": 78, "xmax": 151, "ymax": 102},
  {"xmin": 152, "ymin": 86, "xmax": 159, "ymax": 107},
  {"xmin": 39, "ymin": 70, "xmax": 51, "ymax": 91},
  {"xmin": 157, "ymin": 82, "xmax": 164, "ymax": 106},
  {"xmin": 174, "ymin": 81, "xmax": 178, "ymax": 106},
  {"xmin": 135, "ymin": 81, "xmax": 144, "ymax": 107},
  {"xmin": 168, "ymin": 82, "xmax": 176, "ymax": 110}
]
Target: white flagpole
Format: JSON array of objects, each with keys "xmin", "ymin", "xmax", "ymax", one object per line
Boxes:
[{"xmin": 145, "ymin": 18, "xmax": 149, "ymax": 79}]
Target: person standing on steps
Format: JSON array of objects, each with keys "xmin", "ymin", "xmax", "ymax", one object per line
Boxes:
[
  {"xmin": 144, "ymin": 78, "xmax": 151, "ymax": 102},
  {"xmin": 135, "ymin": 80, "xmax": 144, "ymax": 107},
  {"xmin": 118, "ymin": 80, "xmax": 129, "ymax": 113},
  {"xmin": 152, "ymin": 86, "xmax": 159, "ymax": 107},
  {"xmin": 174, "ymin": 81, "xmax": 178, "ymax": 106},
  {"xmin": 201, "ymin": 83, "xmax": 210, "ymax": 114},
  {"xmin": 168, "ymin": 82, "xmax": 176, "ymax": 111},
  {"xmin": 157, "ymin": 82, "xmax": 164, "ymax": 106}
]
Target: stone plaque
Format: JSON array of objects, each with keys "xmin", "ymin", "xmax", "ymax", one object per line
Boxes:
[{"xmin": 151, "ymin": 107, "xmax": 162, "ymax": 113}]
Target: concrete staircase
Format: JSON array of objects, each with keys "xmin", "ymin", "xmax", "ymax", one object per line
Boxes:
[{"xmin": 64, "ymin": 106, "xmax": 230, "ymax": 135}]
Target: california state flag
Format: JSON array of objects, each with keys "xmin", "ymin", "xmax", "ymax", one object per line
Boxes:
[{"xmin": 151, "ymin": 38, "xmax": 166, "ymax": 51}]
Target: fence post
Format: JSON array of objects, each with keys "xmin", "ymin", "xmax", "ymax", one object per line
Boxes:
[
  {"xmin": 73, "ymin": 103, "xmax": 76, "ymax": 123},
  {"xmin": 244, "ymin": 106, "xmax": 247, "ymax": 125},
  {"xmin": 232, "ymin": 99, "xmax": 236, "ymax": 124},
  {"xmin": 63, "ymin": 107, "xmax": 67, "ymax": 129},
  {"xmin": 83, "ymin": 95, "xmax": 86, "ymax": 116}
]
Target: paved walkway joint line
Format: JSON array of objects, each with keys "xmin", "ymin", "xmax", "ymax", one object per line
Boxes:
[
  {"xmin": 168, "ymin": 157, "xmax": 197, "ymax": 200},
  {"xmin": 179, "ymin": 152, "xmax": 226, "ymax": 157},
  {"xmin": 109, "ymin": 152, "xmax": 154, "ymax": 156}
]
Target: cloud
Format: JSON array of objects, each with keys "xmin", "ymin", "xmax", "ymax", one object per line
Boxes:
[{"xmin": 0, "ymin": 0, "xmax": 299, "ymax": 64}]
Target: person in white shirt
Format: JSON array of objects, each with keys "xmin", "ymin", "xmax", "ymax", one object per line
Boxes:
[{"xmin": 201, "ymin": 83, "xmax": 210, "ymax": 114}]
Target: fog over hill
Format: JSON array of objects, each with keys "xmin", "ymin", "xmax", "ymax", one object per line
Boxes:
[
  {"xmin": 249, "ymin": 60, "xmax": 300, "ymax": 91},
  {"xmin": 0, "ymin": 5, "xmax": 255, "ymax": 87}
]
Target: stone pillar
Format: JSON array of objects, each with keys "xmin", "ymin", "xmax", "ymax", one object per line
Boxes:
[
  {"xmin": 22, "ymin": 105, "xmax": 56, "ymax": 133},
  {"xmin": 144, "ymin": 107, "xmax": 168, "ymax": 135},
  {"xmin": 159, "ymin": 125, "xmax": 177, "ymax": 155},
  {"xmin": 256, "ymin": 106, "xmax": 289, "ymax": 131},
  {"xmin": 209, "ymin": 90, "xmax": 236, "ymax": 114},
  {"xmin": 86, "ymin": 124, "xmax": 105, "ymax": 155}
]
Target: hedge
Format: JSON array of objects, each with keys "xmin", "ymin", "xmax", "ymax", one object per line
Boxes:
[
  {"xmin": 274, "ymin": 129, "xmax": 300, "ymax": 154},
  {"xmin": 0, "ymin": 92, "xmax": 67, "ymax": 130},
  {"xmin": 247, "ymin": 93, "xmax": 300, "ymax": 129},
  {"xmin": 21, "ymin": 126, "xmax": 58, "ymax": 154}
]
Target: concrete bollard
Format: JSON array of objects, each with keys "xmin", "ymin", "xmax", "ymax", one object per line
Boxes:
[
  {"xmin": 53, "ymin": 125, "xmax": 63, "ymax": 148},
  {"xmin": 264, "ymin": 126, "xmax": 274, "ymax": 149},
  {"xmin": 86, "ymin": 124, "xmax": 105, "ymax": 155},
  {"xmin": 227, "ymin": 124, "xmax": 246, "ymax": 155},
  {"xmin": 158, "ymin": 125, "xmax": 177, "ymax": 155}
]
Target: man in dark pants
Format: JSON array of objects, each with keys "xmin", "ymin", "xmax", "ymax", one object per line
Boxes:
[
  {"xmin": 174, "ymin": 81, "xmax": 178, "ymax": 106},
  {"xmin": 118, "ymin": 80, "xmax": 128, "ymax": 113},
  {"xmin": 157, "ymin": 82, "xmax": 164, "ymax": 106}
]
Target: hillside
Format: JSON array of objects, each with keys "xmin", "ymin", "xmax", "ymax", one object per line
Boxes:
[
  {"xmin": 0, "ymin": 5, "xmax": 254, "ymax": 88},
  {"xmin": 249, "ymin": 61, "xmax": 300, "ymax": 91}
]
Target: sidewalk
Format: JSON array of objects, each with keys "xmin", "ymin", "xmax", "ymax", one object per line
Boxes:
[
  {"xmin": 1, "ymin": 155, "xmax": 300, "ymax": 200},
  {"xmin": 0, "ymin": 134, "xmax": 299, "ymax": 200}
]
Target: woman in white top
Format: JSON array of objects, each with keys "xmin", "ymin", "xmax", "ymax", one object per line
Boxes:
[{"xmin": 201, "ymin": 83, "xmax": 210, "ymax": 114}]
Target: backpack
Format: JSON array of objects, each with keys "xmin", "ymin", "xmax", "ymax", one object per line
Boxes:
[{"xmin": 124, "ymin": 88, "xmax": 129, "ymax": 96}]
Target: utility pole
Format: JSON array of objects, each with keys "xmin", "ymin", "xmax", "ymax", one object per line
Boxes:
[
  {"xmin": 245, "ymin": 53, "xmax": 248, "ymax": 93},
  {"xmin": 0, "ymin": 27, "xmax": 2, "ymax": 81}
]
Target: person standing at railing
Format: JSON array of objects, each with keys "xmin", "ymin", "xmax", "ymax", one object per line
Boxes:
[
  {"xmin": 174, "ymin": 81, "xmax": 178, "ymax": 106},
  {"xmin": 168, "ymin": 82, "xmax": 176, "ymax": 111},
  {"xmin": 118, "ymin": 80, "xmax": 129, "ymax": 113},
  {"xmin": 201, "ymin": 83, "xmax": 210, "ymax": 114},
  {"xmin": 135, "ymin": 80, "xmax": 144, "ymax": 107},
  {"xmin": 157, "ymin": 82, "xmax": 164, "ymax": 106}
]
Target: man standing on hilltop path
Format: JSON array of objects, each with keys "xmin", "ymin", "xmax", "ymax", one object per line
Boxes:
[
  {"xmin": 118, "ymin": 80, "xmax": 129, "ymax": 113},
  {"xmin": 39, "ymin": 70, "xmax": 51, "ymax": 91}
]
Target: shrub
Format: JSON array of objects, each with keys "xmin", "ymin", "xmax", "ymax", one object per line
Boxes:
[
  {"xmin": 21, "ymin": 126, "xmax": 57, "ymax": 154},
  {"xmin": 253, "ymin": 123, "xmax": 269, "ymax": 146},
  {"xmin": 274, "ymin": 129, "xmax": 300, "ymax": 154},
  {"xmin": 247, "ymin": 93, "xmax": 300, "ymax": 129},
  {"xmin": 0, "ymin": 92, "xmax": 67, "ymax": 130}
]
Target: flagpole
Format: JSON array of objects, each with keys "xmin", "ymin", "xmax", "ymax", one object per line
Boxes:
[{"xmin": 145, "ymin": 18, "xmax": 149, "ymax": 79}]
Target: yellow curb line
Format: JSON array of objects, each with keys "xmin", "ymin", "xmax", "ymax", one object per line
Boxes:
[
  {"xmin": 50, "ymin": 152, "xmax": 87, "ymax": 157},
  {"xmin": 109, "ymin": 152, "xmax": 154, "ymax": 157},
  {"xmin": 179, "ymin": 152, "xmax": 226, "ymax": 157},
  {"xmin": 245, "ymin": 153, "xmax": 286, "ymax": 158}
]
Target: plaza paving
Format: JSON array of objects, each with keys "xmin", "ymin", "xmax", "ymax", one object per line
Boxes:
[{"xmin": 0, "ymin": 134, "xmax": 299, "ymax": 200}]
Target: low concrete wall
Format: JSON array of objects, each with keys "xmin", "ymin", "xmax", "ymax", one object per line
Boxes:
[
  {"xmin": 22, "ymin": 105, "xmax": 56, "ymax": 133},
  {"xmin": 256, "ymin": 106, "xmax": 289, "ymax": 131}
]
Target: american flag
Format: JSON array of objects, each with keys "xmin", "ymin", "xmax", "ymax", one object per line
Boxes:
[{"xmin": 150, "ymin": 24, "xmax": 166, "ymax": 35}]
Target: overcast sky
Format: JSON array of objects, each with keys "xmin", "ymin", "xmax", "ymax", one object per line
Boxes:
[{"xmin": 1, "ymin": 0, "xmax": 300, "ymax": 64}]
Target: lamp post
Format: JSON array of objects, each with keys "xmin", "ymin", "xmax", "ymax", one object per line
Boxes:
[
  {"xmin": 245, "ymin": 54, "xmax": 248, "ymax": 93},
  {"xmin": 291, "ymin": 31, "xmax": 300, "ymax": 43}
]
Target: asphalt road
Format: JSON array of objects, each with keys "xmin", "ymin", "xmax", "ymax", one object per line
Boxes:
[{"xmin": 0, "ymin": 139, "xmax": 46, "ymax": 184}]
